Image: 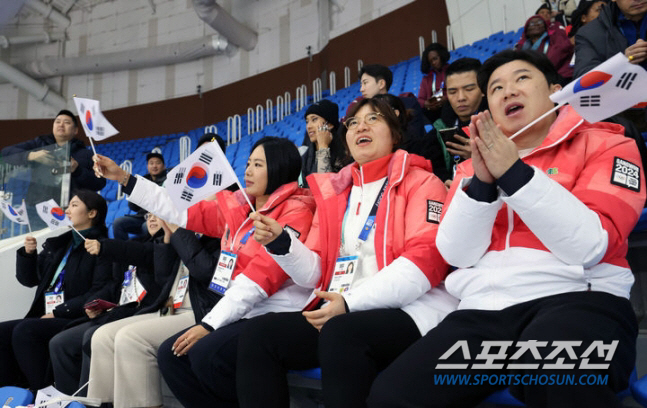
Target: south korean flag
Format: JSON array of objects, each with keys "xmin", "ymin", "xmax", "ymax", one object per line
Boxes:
[
  {"xmin": 165, "ymin": 140, "xmax": 238, "ymax": 211},
  {"xmin": 35, "ymin": 199, "xmax": 72, "ymax": 230}
]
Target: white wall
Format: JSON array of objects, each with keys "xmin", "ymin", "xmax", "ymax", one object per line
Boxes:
[
  {"xmin": 445, "ymin": 0, "xmax": 542, "ymax": 48},
  {"xmin": 0, "ymin": 0, "xmax": 414, "ymax": 120}
]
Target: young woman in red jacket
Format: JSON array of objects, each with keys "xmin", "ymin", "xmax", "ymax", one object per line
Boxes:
[{"xmin": 237, "ymin": 97, "xmax": 458, "ymax": 408}]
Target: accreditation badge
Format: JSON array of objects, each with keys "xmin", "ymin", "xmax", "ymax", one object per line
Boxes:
[
  {"xmin": 45, "ymin": 291, "xmax": 64, "ymax": 314},
  {"xmin": 209, "ymin": 250, "xmax": 237, "ymax": 295},
  {"xmin": 173, "ymin": 275, "xmax": 190, "ymax": 309},
  {"xmin": 327, "ymin": 255, "xmax": 358, "ymax": 294}
]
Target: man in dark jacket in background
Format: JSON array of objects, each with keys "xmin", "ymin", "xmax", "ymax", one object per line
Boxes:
[{"xmin": 112, "ymin": 152, "xmax": 167, "ymax": 240}]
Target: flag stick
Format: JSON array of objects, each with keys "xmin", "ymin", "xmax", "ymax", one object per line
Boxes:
[
  {"xmin": 71, "ymin": 226, "xmax": 87, "ymax": 241},
  {"xmin": 22, "ymin": 199, "xmax": 32, "ymax": 234},
  {"xmin": 235, "ymin": 180, "xmax": 256, "ymax": 212},
  {"xmin": 72, "ymin": 377, "xmax": 91, "ymax": 397},
  {"xmin": 509, "ymin": 103, "xmax": 563, "ymax": 141},
  {"xmin": 87, "ymin": 135, "xmax": 98, "ymax": 156}
]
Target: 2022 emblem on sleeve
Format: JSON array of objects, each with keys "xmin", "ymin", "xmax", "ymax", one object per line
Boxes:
[
  {"xmin": 611, "ymin": 157, "xmax": 641, "ymax": 192},
  {"xmin": 427, "ymin": 200, "xmax": 443, "ymax": 224}
]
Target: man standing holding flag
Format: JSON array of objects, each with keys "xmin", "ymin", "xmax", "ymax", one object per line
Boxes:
[{"xmin": 368, "ymin": 50, "xmax": 645, "ymax": 408}]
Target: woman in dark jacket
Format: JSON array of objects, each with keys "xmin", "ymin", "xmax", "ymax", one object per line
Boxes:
[{"xmin": 0, "ymin": 189, "xmax": 112, "ymax": 390}]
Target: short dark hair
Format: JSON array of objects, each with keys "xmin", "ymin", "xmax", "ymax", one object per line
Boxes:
[
  {"xmin": 420, "ymin": 43, "xmax": 451, "ymax": 74},
  {"xmin": 197, "ymin": 132, "xmax": 226, "ymax": 152},
  {"xmin": 446, "ymin": 57, "xmax": 482, "ymax": 78},
  {"xmin": 536, "ymin": 2, "xmax": 551, "ymax": 13},
  {"xmin": 249, "ymin": 136, "xmax": 302, "ymax": 195},
  {"xmin": 477, "ymin": 49, "xmax": 559, "ymax": 94},
  {"xmin": 56, "ymin": 110, "xmax": 78, "ymax": 127},
  {"xmin": 146, "ymin": 152, "xmax": 165, "ymax": 164},
  {"xmin": 341, "ymin": 97, "xmax": 404, "ymax": 156},
  {"xmin": 372, "ymin": 93, "xmax": 409, "ymax": 132},
  {"xmin": 72, "ymin": 189, "xmax": 107, "ymax": 228},
  {"xmin": 359, "ymin": 64, "xmax": 393, "ymax": 91}
]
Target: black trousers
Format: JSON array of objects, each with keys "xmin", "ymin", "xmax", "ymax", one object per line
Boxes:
[
  {"xmin": 157, "ymin": 320, "xmax": 247, "ymax": 408},
  {"xmin": 236, "ymin": 309, "xmax": 421, "ymax": 408},
  {"xmin": 0, "ymin": 317, "xmax": 72, "ymax": 389},
  {"xmin": 49, "ymin": 321, "xmax": 101, "ymax": 395},
  {"xmin": 368, "ymin": 291, "xmax": 638, "ymax": 408}
]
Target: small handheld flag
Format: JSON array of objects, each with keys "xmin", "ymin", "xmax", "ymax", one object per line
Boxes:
[
  {"xmin": 165, "ymin": 141, "xmax": 253, "ymax": 211},
  {"xmin": 73, "ymin": 96, "xmax": 119, "ymax": 155},
  {"xmin": 35, "ymin": 199, "xmax": 72, "ymax": 230},
  {"xmin": 0, "ymin": 199, "xmax": 30, "ymax": 226}
]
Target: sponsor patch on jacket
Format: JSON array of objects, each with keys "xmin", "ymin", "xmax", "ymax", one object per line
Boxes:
[
  {"xmin": 611, "ymin": 157, "xmax": 641, "ymax": 192},
  {"xmin": 284, "ymin": 225, "xmax": 301, "ymax": 239},
  {"xmin": 427, "ymin": 200, "xmax": 442, "ymax": 224}
]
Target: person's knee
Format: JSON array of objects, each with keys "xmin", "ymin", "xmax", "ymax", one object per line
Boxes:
[
  {"xmin": 12, "ymin": 320, "xmax": 37, "ymax": 345},
  {"xmin": 367, "ymin": 371, "xmax": 399, "ymax": 408},
  {"xmin": 49, "ymin": 330, "xmax": 67, "ymax": 356},
  {"xmin": 319, "ymin": 314, "xmax": 357, "ymax": 359},
  {"xmin": 157, "ymin": 336, "xmax": 177, "ymax": 371}
]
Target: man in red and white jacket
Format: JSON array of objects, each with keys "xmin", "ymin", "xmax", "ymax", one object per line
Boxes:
[{"xmin": 369, "ymin": 50, "xmax": 646, "ymax": 408}]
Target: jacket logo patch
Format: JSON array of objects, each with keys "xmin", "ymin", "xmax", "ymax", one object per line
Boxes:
[
  {"xmin": 284, "ymin": 225, "xmax": 301, "ymax": 239},
  {"xmin": 546, "ymin": 167, "xmax": 558, "ymax": 175},
  {"xmin": 427, "ymin": 200, "xmax": 442, "ymax": 224},
  {"xmin": 611, "ymin": 157, "xmax": 640, "ymax": 192}
]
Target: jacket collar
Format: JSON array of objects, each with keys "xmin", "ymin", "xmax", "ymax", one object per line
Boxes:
[
  {"xmin": 234, "ymin": 181, "xmax": 313, "ymax": 212},
  {"xmin": 350, "ymin": 153, "xmax": 392, "ymax": 186}
]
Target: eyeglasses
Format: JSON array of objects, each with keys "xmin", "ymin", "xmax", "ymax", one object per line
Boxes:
[
  {"xmin": 527, "ymin": 20, "xmax": 545, "ymax": 27},
  {"xmin": 144, "ymin": 213, "xmax": 158, "ymax": 221},
  {"xmin": 344, "ymin": 112, "xmax": 384, "ymax": 130}
]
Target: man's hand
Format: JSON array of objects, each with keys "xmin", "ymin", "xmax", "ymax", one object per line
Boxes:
[
  {"xmin": 446, "ymin": 134, "xmax": 472, "ymax": 160},
  {"xmin": 302, "ymin": 290, "xmax": 347, "ymax": 330},
  {"xmin": 25, "ymin": 236, "xmax": 37, "ymax": 254},
  {"xmin": 468, "ymin": 115, "xmax": 495, "ymax": 184},
  {"xmin": 27, "ymin": 150, "xmax": 56, "ymax": 166},
  {"xmin": 251, "ymin": 212, "xmax": 283, "ymax": 246},
  {"xmin": 69, "ymin": 157, "xmax": 79, "ymax": 173},
  {"xmin": 93, "ymin": 154, "xmax": 126, "ymax": 181},
  {"xmin": 471, "ymin": 111, "xmax": 519, "ymax": 179},
  {"xmin": 172, "ymin": 325, "xmax": 209, "ymax": 356},
  {"xmin": 626, "ymin": 39, "xmax": 647, "ymax": 65}
]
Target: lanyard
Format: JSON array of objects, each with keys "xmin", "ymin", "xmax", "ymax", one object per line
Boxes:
[
  {"xmin": 49, "ymin": 245, "xmax": 73, "ymax": 293},
  {"xmin": 431, "ymin": 72, "xmax": 444, "ymax": 95},
  {"xmin": 229, "ymin": 218, "xmax": 256, "ymax": 253},
  {"xmin": 341, "ymin": 179, "xmax": 388, "ymax": 252}
]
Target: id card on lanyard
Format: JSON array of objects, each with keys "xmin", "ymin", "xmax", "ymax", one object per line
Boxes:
[
  {"xmin": 328, "ymin": 179, "xmax": 388, "ymax": 293},
  {"xmin": 209, "ymin": 224, "xmax": 255, "ymax": 295},
  {"xmin": 44, "ymin": 246, "xmax": 72, "ymax": 314},
  {"xmin": 119, "ymin": 266, "xmax": 147, "ymax": 305}
]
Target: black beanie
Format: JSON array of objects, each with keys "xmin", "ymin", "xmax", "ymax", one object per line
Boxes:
[{"xmin": 304, "ymin": 99, "xmax": 339, "ymax": 128}]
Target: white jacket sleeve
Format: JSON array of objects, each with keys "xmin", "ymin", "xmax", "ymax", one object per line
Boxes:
[
  {"xmin": 201, "ymin": 274, "xmax": 268, "ymax": 331},
  {"xmin": 265, "ymin": 230, "xmax": 322, "ymax": 288},
  {"xmin": 343, "ymin": 256, "xmax": 431, "ymax": 311},
  {"xmin": 436, "ymin": 177, "xmax": 503, "ymax": 267},
  {"xmin": 127, "ymin": 175, "xmax": 188, "ymax": 227},
  {"xmin": 502, "ymin": 168, "xmax": 608, "ymax": 268}
]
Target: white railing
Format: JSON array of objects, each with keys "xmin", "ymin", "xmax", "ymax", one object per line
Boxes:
[
  {"xmin": 117, "ymin": 160, "xmax": 132, "ymax": 200},
  {"xmin": 344, "ymin": 66, "xmax": 351, "ymax": 88},
  {"xmin": 247, "ymin": 107, "xmax": 255, "ymax": 135},
  {"xmin": 357, "ymin": 59, "xmax": 363, "ymax": 73},
  {"xmin": 284, "ymin": 91, "xmax": 291, "ymax": 116},
  {"xmin": 276, "ymin": 95, "xmax": 285, "ymax": 121},
  {"xmin": 446, "ymin": 25, "xmax": 454, "ymax": 51},
  {"xmin": 419, "ymin": 36, "xmax": 425, "ymax": 58},
  {"xmin": 203, "ymin": 124, "xmax": 217, "ymax": 134},
  {"xmin": 296, "ymin": 84, "xmax": 307, "ymax": 111},
  {"xmin": 179, "ymin": 135, "xmax": 191, "ymax": 162},
  {"xmin": 312, "ymin": 78, "xmax": 322, "ymax": 103},
  {"xmin": 329, "ymin": 71, "xmax": 336, "ymax": 95},
  {"xmin": 266, "ymin": 98, "xmax": 274, "ymax": 124},
  {"xmin": 227, "ymin": 114, "xmax": 241, "ymax": 145},
  {"xmin": 256, "ymin": 104, "xmax": 264, "ymax": 132},
  {"xmin": 432, "ymin": 29, "xmax": 438, "ymax": 44}
]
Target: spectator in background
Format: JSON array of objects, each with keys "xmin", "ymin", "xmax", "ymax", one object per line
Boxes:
[
  {"xmin": 431, "ymin": 58, "xmax": 487, "ymax": 182},
  {"xmin": 515, "ymin": 14, "xmax": 574, "ymax": 84},
  {"xmin": 350, "ymin": 64, "xmax": 426, "ymax": 151},
  {"xmin": 568, "ymin": 1, "xmax": 609, "ymax": 45},
  {"xmin": 418, "ymin": 43, "xmax": 451, "ymax": 122},
  {"xmin": 300, "ymin": 99, "xmax": 351, "ymax": 187},
  {"xmin": 112, "ymin": 151, "xmax": 167, "ymax": 240},
  {"xmin": 1, "ymin": 110, "xmax": 106, "ymax": 228}
]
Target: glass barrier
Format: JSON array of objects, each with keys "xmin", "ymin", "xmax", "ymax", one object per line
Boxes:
[{"xmin": 0, "ymin": 142, "xmax": 71, "ymax": 238}]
